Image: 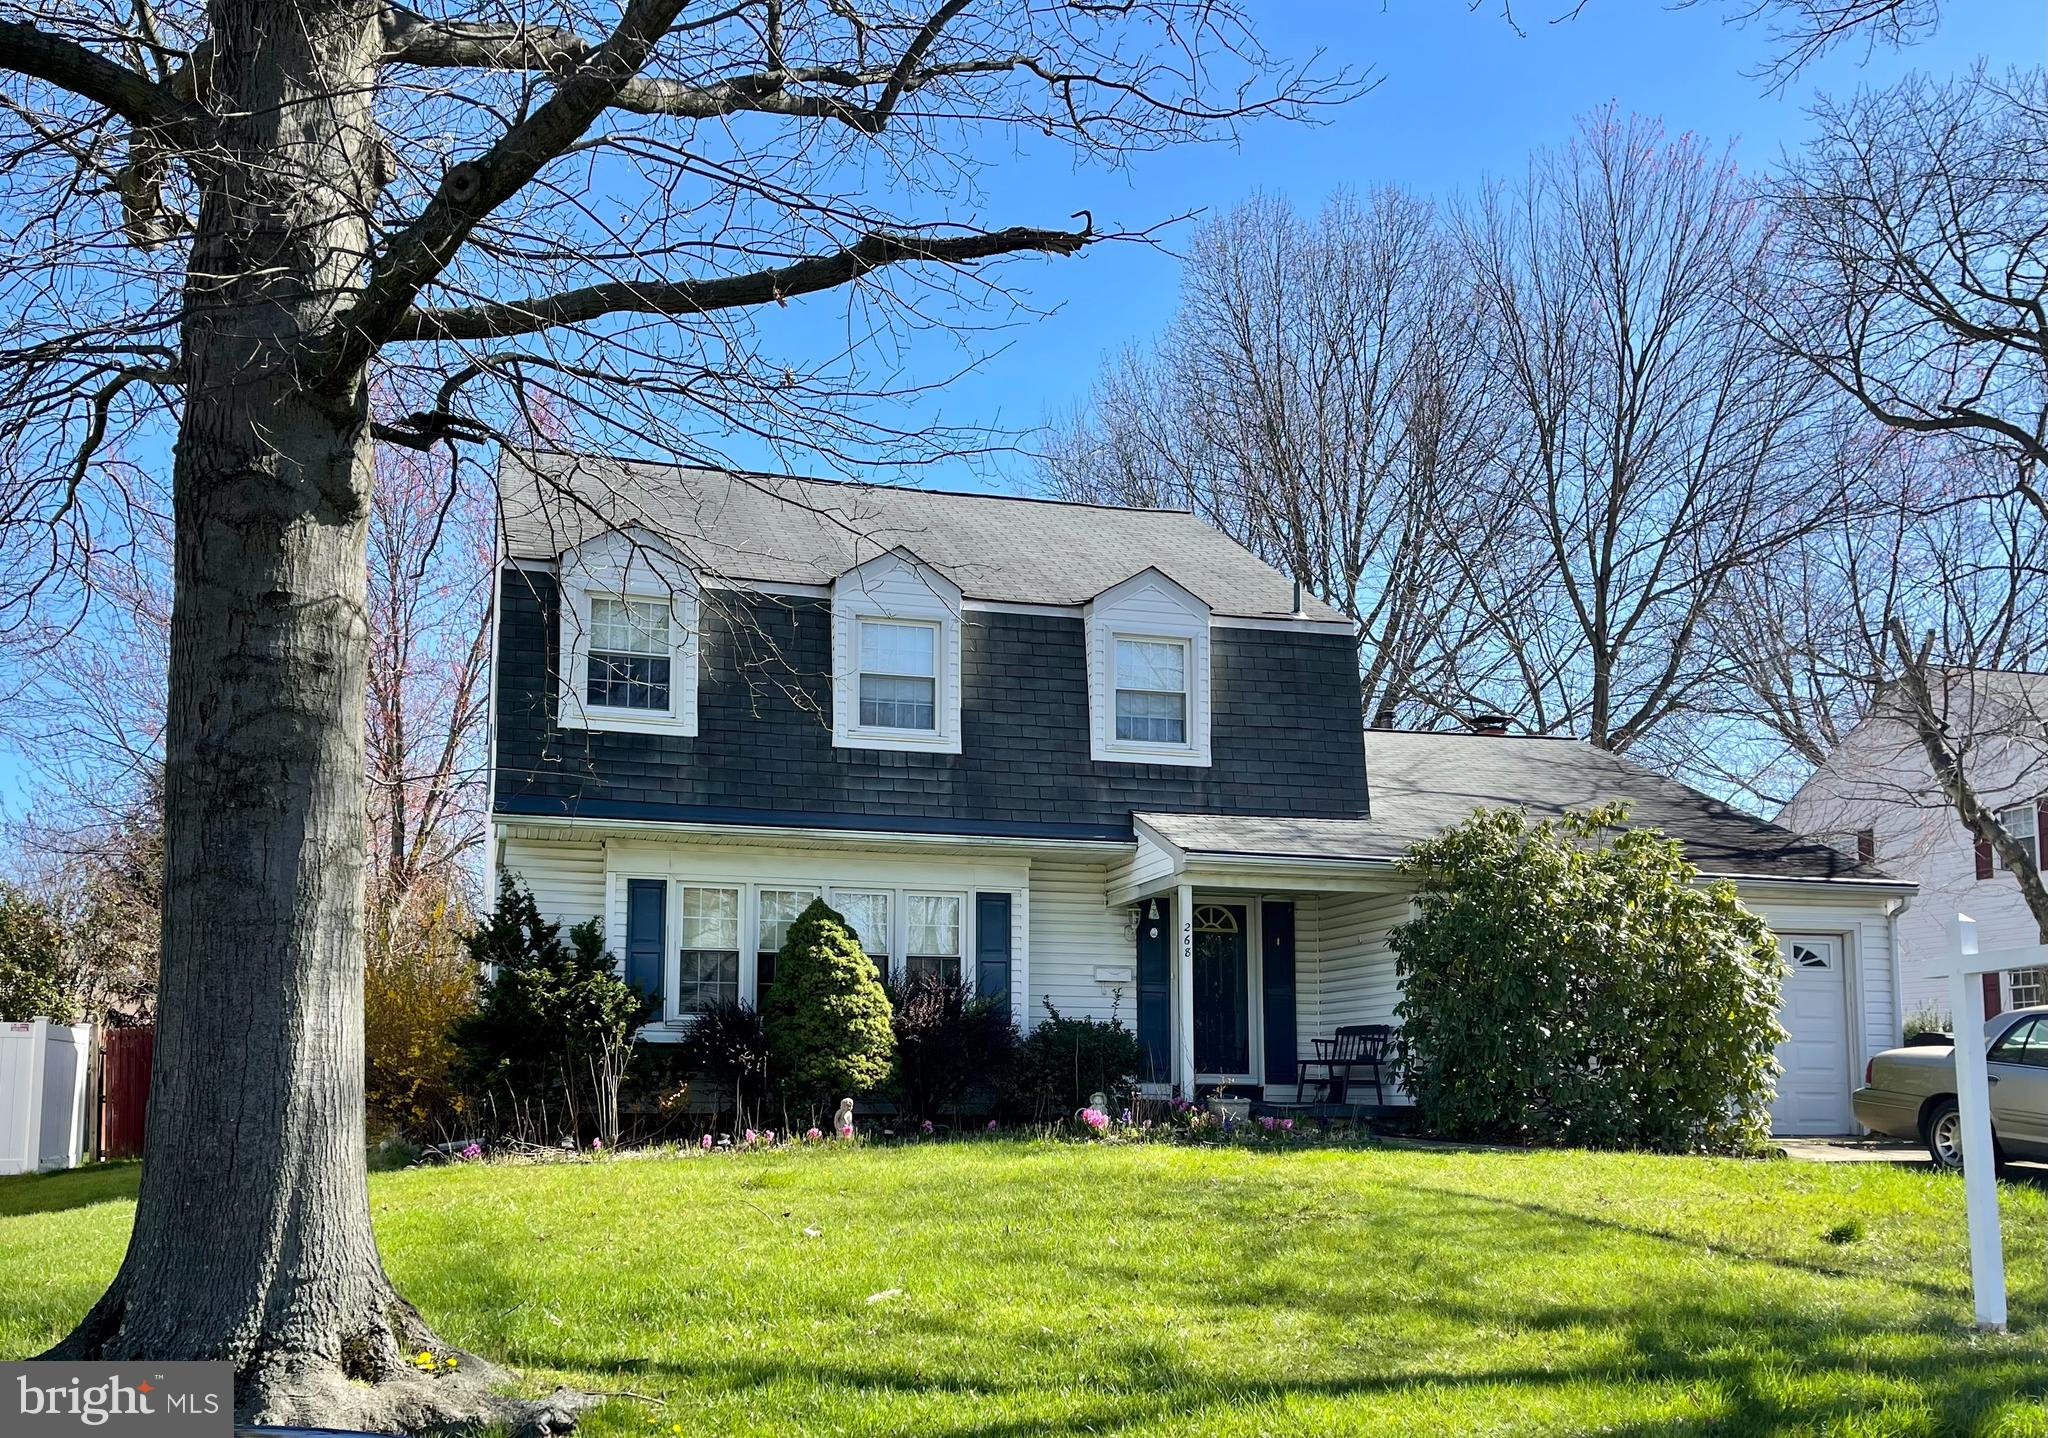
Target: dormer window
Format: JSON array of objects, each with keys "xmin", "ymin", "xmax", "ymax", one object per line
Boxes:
[
  {"xmin": 587, "ymin": 597, "xmax": 673, "ymax": 711},
  {"xmin": 556, "ymin": 530, "xmax": 699, "ymax": 736},
  {"xmin": 832, "ymin": 548, "xmax": 962, "ymax": 754},
  {"xmin": 1086, "ymin": 569, "xmax": 1212, "ymax": 767},
  {"xmin": 858, "ymin": 619, "xmax": 939, "ymax": 732},
  {"xmin": 1114, "ymin": 638, "xmax": 1190, "ymax": 745}
]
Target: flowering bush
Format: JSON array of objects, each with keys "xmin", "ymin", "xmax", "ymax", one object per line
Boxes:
[{"xmin": 1078, "ymin": 1107, "xmax": 1110, "ymax": 1134}]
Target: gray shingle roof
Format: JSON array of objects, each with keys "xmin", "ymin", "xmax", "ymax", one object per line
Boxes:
[
  {"xmin": 498, "ymin": 449, "xmax": 1347, "ymax": 622},
  {"xmin": 1139, "ymin": 731, "xmax": 1903, "ymax": 883}
]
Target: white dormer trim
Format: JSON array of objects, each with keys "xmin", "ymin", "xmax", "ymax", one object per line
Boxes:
[
  {"xmin": 557, "ymin": 529, "xmax": 700, "ymax": 737},
  {"xmin": 1086, "ymin": 568, "xmax": 1212, "ymax": 768},
  {"xmin": 832, "ymin": 548, "xmax": 963, "ymax": 754}
]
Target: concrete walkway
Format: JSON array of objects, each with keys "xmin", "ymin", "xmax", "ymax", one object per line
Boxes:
[{"xmin": 1776, "ymin": 1136, "xmax": 1929, "ymax": 1165}]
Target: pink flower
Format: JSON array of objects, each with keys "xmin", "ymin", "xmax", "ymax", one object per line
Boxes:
[
  {"xmin": 591, "ymin": 1137, "xmax": 604, "ymax": 1150},
  {"xmin": 1280, "ymin": 1118, "xmax": 1295, "ymax": 1132},
  {"xmin": 985, "ymin": 1119, "xmax": 999, "ymax": 1132},
  {"xmin": 806, "ymin": 1127, "xmax": 823, "ymax": 1142},
  {"xmin": 1259, "ymin": 1116, "xmax": 1277, "ymax": 1132},
  {"xmin": 459, "ymin": 1143, "xmax": 482, "ymax": 1162},
  {"xmin": 920, "ymin": 1120, "xmax": 934, "ymax": 1135},
  {"xmin": 1080, "ymin": 1107, "xmax": 1109, "ymax": 1132},
  {"xmin": 762, "ymin": 1130, "xmax": 775, "ymax": 1145},
  {"xmin": 838, "ymin": 1124, "xmax": 854, "ymax": 1140},
  {"xmin": 700, "ymin": 1134, "xmax": 714, "ymax": 1151},
  {"xmin": 743, "ymin": 1128, "xmax": 758, "ymax": 1145}
]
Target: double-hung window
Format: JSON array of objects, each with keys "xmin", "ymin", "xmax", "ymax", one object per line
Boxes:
[
  {"xmin": 586, "ymin": 595, "xmax": 673, "ymax": 711},
  {"xmin": 832, "ymin": 889, "xmax": 893, "ymax": 986},
  {"xmin": 754, "ymin": 888, "xmax": 817, "ymax": 998},
  {"xmin": 1997, "ymin": 803, "xmax": 2040, "ymax": 871},
  {"xmin": 1113, "ymin": 638, "xmax": 1190, "ymax": 746},
  {"xmin": 857, "ymin": 619, "xmax": 938, "ymax": 733},
  {"xmin": 905, "ymin": 893, "xmax": 964, "ymax": 987},
  {"xmin": 677, "ymin": 886, "xmax": 740, "ymax": 1015}
]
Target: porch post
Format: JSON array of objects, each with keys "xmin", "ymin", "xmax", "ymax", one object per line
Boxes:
[{"xmin": 1175, "ymin": 881, "xmax": 1196, "ymax": 1098}]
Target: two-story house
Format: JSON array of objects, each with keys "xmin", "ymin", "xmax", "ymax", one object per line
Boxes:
[
  {"xmin": 488, "ymin": 450, "xmax": 1914, "ymax": 1133},
  {"xmin": 1779, "ymin": 669, "xmax": 2048, "ymax": 1026}
]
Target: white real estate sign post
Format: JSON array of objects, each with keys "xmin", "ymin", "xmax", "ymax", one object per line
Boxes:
[{"xmin": 1938, "ymin": 914, "xmax": 2045, "ymax": 1332}]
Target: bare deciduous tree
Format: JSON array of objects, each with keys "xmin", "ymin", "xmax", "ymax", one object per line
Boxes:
[
  {"xmin": 1043, "ymin": 188, "xmax": 1507, "ymax": 728},
  {"xmin": 0, "ymin": 1, "xmax": 1342, "ymax": 1422},
  {"xmin": 1455, "ymin": 109, "xmax": 1828, "ymax": 763},
  {"xmin": 1767, "ymin": 65, "xmax": 2047, "ymax": 513}
]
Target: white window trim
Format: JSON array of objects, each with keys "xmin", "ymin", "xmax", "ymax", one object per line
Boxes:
[
  {"xmin": 674, "ymin": 882, "xmax": 742, "ymax": 1020},
  {"xmin": 557, "ymin": 530, "xmax": 699, "ymax": 737},
  {"xmin": 1086, "ymin": 570, "xmax": 1212, "ymax": 768},
  {"xmin": 829, "ymin": 887, "xmax": 896, "ymax": 984},
  {"xmin": 903, "ymin": 888, "xmax": 969, "ymax": 987},
  {"xmin": 831, "ymin": 549, "xmax": 962, "ymax": 754},
  {"xmin": 1996, "ymin": 801, "xmax": 2039, "ymax": 871}
]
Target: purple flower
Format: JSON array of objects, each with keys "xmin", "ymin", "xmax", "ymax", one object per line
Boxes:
[
  {"xmin": 986, "ymin": 1119, "xmax": 999, "ymax": 1132},
  {"xmin": 1260, "ymin": 1116, "xmax": 1277, "ymax": 1132},
  {"xmin": 921, "ymin": 1120, "xmax": 934, "ymax": 1135},
  {"xmin": 459, "ymin": 1143, "xmax": 482, "ymax": 1162},
  {"xmin": 1280, "ymin": 1118, "xmax": 1295, "ymax": 1132},
  {"xmin": 1120, "ymin": 1109, "xmax": 1132, "ymax": 1125}
]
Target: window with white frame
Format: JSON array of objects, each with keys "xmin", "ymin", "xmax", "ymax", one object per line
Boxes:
[
  {"xmin": 586, "ymin": 596, "xmax": 673, "ymax": 711},
  {"xmin": 830, "ymin": 550, "xmax": 962, "ymax": 754},
  {"xmin": 1085, "ymin": 569, "xmax": 1211, "ymax": 766},
  {"xmin": 905, "ymin": 893, "xmax": 964, "ymax": 987},
  {"xmin": 1114, "ymin": 637, "xmax": 1190, "ymax": 745},
  {"xmin": 557, "ymin": 531, "xmax": 699, "ymax": 735},
  {"xmin": 677, "ymin": 886, "xmax": 740, "ymax": 1014},
  {"xmin": 831, "ymin": 889, "xmax": 893, "ymax": 985},
  {"xmin": 2011, "ymin": 968, "xmax": 2047, "ymax": 1009},
  {"xmin": 857, "ymin": 620, "xmax": 938, "ymax": 732},
  {"xmin": 754, "ymin": 888, "xmax": 817, "ymax": 997},
  {"xmin": 1997, "ymin": 802, "xmax": 2039, "ymax": 870}
]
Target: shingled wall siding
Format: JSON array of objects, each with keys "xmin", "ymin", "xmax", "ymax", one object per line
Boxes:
[{"xmin": 493, "ymin": 569, "xmax": 1369, "ymax": 837}]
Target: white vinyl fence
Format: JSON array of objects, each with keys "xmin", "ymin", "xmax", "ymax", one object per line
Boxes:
[{"xmin": 0, "ymin": 1019, "xmax": 94, "ymax": 1175}]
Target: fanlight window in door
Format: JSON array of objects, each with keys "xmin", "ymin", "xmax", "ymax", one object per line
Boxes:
[
  {"xmin": 1194, "ymin": 905, "xmax": 1239, "ymax": 934},
  {"xmin": 1792, "ymin": 942, "xmax": 1830, "ymax": 970}
]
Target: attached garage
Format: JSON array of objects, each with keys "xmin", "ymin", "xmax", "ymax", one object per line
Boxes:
[{"xmin": 1771, "ymin": 933, "xmax": 1856, "ymax": 1135}]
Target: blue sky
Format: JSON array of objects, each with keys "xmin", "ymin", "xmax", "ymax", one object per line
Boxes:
[
  {"xmin": 728, "ymin": 0, "xmax": 2024, "ymax": 490},
  {"xmin": 0, "ymin": 2, "xmax": 2026, "ymax": 824}
]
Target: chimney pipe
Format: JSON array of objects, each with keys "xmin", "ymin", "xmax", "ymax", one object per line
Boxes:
[
  {"xmin": 1290, "ymin": 578, "xmax": 1305, "ymax": 617},
  {"xmin": 1469, "ymin": 712, "xmax": 1511, "ymax": 737}
]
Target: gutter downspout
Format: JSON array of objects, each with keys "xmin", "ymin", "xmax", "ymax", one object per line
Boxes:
[{"xmin": 1886, "ymin": 891, "xmax": 1913, "ymax": 1047}]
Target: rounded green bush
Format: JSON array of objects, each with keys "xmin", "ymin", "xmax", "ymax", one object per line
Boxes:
[
  {"xmin": 761, "ymin": 897, "xmax": 896, "ymax": 1109},
  {"xmin": 1391, "ymin": 803, "xmax": 1786, "ymax": 1155}
]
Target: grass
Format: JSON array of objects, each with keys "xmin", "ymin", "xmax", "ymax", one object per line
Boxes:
[{"xmin": 4, "ymin": 1141, "xmax": 2048, "ymax": 1436}]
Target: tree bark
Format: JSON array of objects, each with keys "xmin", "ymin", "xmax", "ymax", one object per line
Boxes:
[{"xmin": 38, "ymin": 0, "xmax": 579, "ymax": 1428}]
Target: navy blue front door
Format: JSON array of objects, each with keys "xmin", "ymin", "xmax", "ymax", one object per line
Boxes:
[{"xmin": 1193, "ymin": 904, "xmax": 1249, "ymax": 1076}]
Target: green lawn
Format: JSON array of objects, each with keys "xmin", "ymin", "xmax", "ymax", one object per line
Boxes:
[{"xmin": 4, "ymin": 1141, "xmax": 2047, "ymax": 1436}]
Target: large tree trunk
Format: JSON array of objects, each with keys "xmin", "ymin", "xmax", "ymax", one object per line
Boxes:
[{"xmin": 39, "ymin": 0, "xmax": 579, "ymax": 1429}]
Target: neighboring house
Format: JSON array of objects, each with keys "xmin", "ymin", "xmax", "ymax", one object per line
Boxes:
[
  {"xmin": 487, "ymin": 450, "xmax": 1913, "ymax": 1135},
  {"xmin": 1779, "ymin": 670, "xmax": 2048, "ymax": 1026}
]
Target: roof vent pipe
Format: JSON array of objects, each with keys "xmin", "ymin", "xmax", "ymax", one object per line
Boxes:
[
  {"xmin": 1291, "ymin": 578, "xmax": 1305, "ymax": 618},
  {"xmin": 1470, "ymin": 713, "xmax": 1512, "ymax": 737}
]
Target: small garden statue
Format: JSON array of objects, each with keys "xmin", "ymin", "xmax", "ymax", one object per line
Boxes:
[{"xmin": 835, "ymin": 1097, "xmax": 855, "ymax": 1139}]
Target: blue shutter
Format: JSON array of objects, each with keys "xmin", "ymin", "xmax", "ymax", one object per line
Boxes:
[
  {"xmin": 1261, "ymin": 901, "xmax": 1297, "ymax": 1086},
  {"xmin": 626, "ymin": 879, "xmax": 666, "ymax": 1008},
  {"xmin": 1135, "ymin": 896, "xmax": 1171, "ymax": 1085},
  {"xmin": 975, "ymin": 893, "xmax": 1012, "ymax": 1005}
]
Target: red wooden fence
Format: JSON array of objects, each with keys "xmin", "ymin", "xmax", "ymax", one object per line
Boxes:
[{"xmin": 99, "ymin": 1025, "xmax": 153, "ymax": 1159}]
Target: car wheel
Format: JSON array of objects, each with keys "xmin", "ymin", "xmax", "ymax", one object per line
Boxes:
[{"xmin": 1924, "ymin": 1098, "xmax": 1965, "ymax": 1170}]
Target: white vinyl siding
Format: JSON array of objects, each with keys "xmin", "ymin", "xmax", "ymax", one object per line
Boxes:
[{"xmin": 499, "ymin": 836, "xmax": 606, "ymax": 931}]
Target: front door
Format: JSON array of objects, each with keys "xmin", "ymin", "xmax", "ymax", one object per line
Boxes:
[
  {"xmin": 1193, "ymin": 904, "xmax": 1250, "ymax": 1078},
  {"xmin": 1770, "ymin": 934, "xmax": 1854, "ymax": 1135}
]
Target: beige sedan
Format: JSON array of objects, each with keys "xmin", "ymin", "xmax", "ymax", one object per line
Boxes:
[{"xmin": 1852, "ymin": 1007, "xmax": 2048, "ymax": 1168}]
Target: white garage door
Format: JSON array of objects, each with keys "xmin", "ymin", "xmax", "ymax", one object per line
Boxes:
[{"xmin": 1771, "ymin": 934, "xmax": 1854, "ymax": 1136}]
